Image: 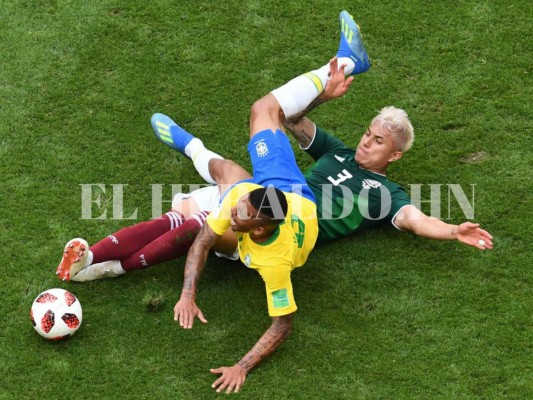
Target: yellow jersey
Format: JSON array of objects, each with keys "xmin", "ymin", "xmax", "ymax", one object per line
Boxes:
[{"xmin": 207, "ymin": 182, "xmax": 318, "ymax": 317}]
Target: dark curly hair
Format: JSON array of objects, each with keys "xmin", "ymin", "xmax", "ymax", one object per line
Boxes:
[{"xmin": 248, "ymin": 186, "xmax": 288, "ymax": 224}]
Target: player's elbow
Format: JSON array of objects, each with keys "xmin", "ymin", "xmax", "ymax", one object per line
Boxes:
[
  {"xmin": 250, "ymin": 94, "xmax": 282, "ymax": 128},
  {"xmin": 396, "ymin": 207, "xmax": 431, "ymax": 236}
]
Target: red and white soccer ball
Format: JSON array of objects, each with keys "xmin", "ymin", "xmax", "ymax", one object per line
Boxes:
[{"xmin": 30, "ymin": 288, "xmax": 83, "ymax": 340}]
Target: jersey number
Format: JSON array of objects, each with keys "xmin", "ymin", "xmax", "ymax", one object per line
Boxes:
[
  {"xmin": 291, "ymin": 214, "xmax": 305, "ymax": 248},
  {"xmin": 327, "ymin": 169, "xmax": 353, "ymax": 186}
]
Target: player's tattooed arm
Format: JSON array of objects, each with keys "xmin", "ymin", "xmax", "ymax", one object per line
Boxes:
[
  {"xmin": 286, "ymin": 95, "xmax": 326, "ymax": 125},
  {"xmin": 284, "ymin": 83, "xmax": 342, "ymax": 148},
  {"xmin": 182, "ymin": 223, "xmax": 219, "ymax": 299},
  {"xmin": 174, "ymin": 223, "xmax": 219, "ymax": 329},
  {"xmin": 210, "ymin": 315, "xmax": 294, "ymax": 393},
  {"xmin": 284, "ymin": 117, "xmax": 317, "ymax": 148},
  {"xmin": 236, "ymin": 313, "xmax": 295, "ymax": 373}
]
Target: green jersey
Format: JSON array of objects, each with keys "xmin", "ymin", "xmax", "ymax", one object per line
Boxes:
[{"xmin": 304, "ymin": 126, "xmax": 411, "ymax": 243}]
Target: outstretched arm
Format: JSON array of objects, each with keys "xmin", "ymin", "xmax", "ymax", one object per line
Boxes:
[
  {"xmin": 174, "ymin": 223, "xmax": 221, "ymax": 328},
  {"xmin": 394, "ymin": 205, "xmax": 494, "ymax": 250},
  {"xmin": 284, "ymin": 57, "xmax": 354, "ymax": 148},
  {"xmin": 210, "ymin": 313, "xmax": 294, "ymax": 394}
]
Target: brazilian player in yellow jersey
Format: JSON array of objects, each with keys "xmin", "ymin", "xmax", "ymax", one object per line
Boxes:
[
  {"xmin": 173, "ymin": 11, "xmax": 372, "ymax": 392},
  {"xmin": 174, "ymin": 126, "xmax": 320, "ymax": 393},
  {"xmin": 207, "ymin": 181, "xmax": 318, "ymax": 317}
]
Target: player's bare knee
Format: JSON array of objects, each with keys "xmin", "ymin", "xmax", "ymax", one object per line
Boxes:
[
  {"xmin": 208, "ymin": 158, "xmax": 227, "ymax": 182},
  {"xmin": 209, "ymin": 159, "xmax": 250, "ymax": 185},
  {"xmin": 250, "ymin": 95, "xmax": 283, "ymax": 137},
  {"xmin": 250, "ymin": 95, "xmax": 277, "ymax": 120},
  {"xmin": 250, "ymin": 98, "xmax": 267, "ymax": 122}
]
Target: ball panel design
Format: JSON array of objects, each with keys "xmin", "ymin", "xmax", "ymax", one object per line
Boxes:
[
  {"xmin": 64, "ymin": 291, "xmax": 77, "ymax": 306},
  {"xmin": 30, "ymin": 288, "xmax": 82, "ymax": 340},
  {"xmin": 41, "ymin": 310, "xmax": 55, "ymax": 333},
  {"xmin": 61, "ymin": 313, "xmax": 80, "ymax": 329},
  {"xmin": 36, "ymin": 293, "xmax": 58, "ymax": 304}
]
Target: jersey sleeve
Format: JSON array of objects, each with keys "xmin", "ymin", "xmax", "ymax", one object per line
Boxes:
[
  {"xmin": 257, "ymin": 262, "xmax": 297, "ymax": 317},
  {"xmin": 388, "ymin": 186, "xmax": 411, "ymax": 228},
  {"xmin": 304, "ymin": 126, "xmax": 347, "ymax": 161},
  {"xmin": 206, "ymin": 187, "xmax": 235, "ymax": 235}
]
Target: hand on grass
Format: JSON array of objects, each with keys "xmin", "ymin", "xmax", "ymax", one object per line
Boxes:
[
  {"xmin": 210, "ymin": 364, "xmax": 247, "ymax": 394},
  {"xmin": 173, "ymin": 297, "xmax": 207, "ymax": 329},
  {"xmin": 456, "ymin": 222, "xmax": 494, "ymax": 250}
]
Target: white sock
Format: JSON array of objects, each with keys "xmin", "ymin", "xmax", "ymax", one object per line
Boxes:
[
  {"xmin": 192, "ymin": 149, "xmax": 223, "ymax": 184},
  {"xmin": 86, "ymin": 251, "xmax": 94, "ymax": 267},
  {"xmin": 337, "ymin": 57, "xmax": 356, "ymax": 75},
  {"xmin": 184, "ymin": 138, "xmax": 224, "ymax": 184},
  {"xmin": 184, "ymin": 138, "xmax": 204, "ymax": 158},
  {"xmin": 271, "ymin": 64, "xmax": 329, "ymax": 119},
  {"xmin": 271, "ymin": 59, "xmax": 356, "ymax": 118}
]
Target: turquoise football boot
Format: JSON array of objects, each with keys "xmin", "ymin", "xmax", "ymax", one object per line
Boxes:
[
  {"xmin": 337, "ymin": 11, "xmax": 371, "ymax": 75},
  {"xmin": 150, "ymin": 113, "xmax": 194, "ymax": 155}
]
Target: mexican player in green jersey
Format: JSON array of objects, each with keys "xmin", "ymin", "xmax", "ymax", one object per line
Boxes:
[
  {"xmin": 302, "ymin": 122, "xmax": 411, "ymax": 243},
  {"xmin": 284, "ymin": 61, "xmax": 493, "ymax": 249}
]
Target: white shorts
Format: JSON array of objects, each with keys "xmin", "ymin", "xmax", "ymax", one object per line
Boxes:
[
  {"xmin": 171, "ymin": 185, "xmax": 221, "ymax": 211},
  {"xmin": 171, "ymin": 185, "xmax": 239, "ymax": 261}
]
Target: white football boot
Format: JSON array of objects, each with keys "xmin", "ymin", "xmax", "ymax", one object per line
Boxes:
[
  {"xmin": 56, "ymin": 238, "xmax": 89, "ymax": 281},
  {"xmin": 70, "ymin": 260, "xmax": 126, "ymax": 282}
]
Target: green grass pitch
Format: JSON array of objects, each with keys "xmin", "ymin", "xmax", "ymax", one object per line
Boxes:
[{"xmin": 1, "ymin": 0, "xmax": 531, "ymax": 398}]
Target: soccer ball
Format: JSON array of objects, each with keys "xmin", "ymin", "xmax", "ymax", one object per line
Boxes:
[{"xmin": 30, "ymin": 288, "xmax": 83, "ymax": 340}]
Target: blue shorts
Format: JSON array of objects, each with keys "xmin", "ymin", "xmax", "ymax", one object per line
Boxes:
[{"xmin": 246, "ymin": 129, "xmax": 316, "ymax": 203}]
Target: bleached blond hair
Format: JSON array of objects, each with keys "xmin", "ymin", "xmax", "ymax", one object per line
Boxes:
[{"xmin": 371, "ymin": 106, "xmax": 415, "ymax": 152}]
